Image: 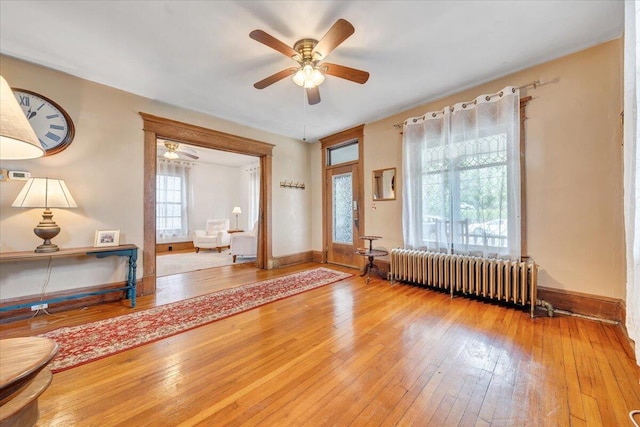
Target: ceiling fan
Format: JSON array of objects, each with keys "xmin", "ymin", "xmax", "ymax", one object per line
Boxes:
[
  {"xmin": 157, "ymin": 140, "xmax": 199, "ymax": 160},
  {"xmin": 250, "ymin": 18, "xmax": 369, "ymax": 105}
]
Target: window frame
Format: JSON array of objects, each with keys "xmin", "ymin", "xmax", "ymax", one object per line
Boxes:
[{"xmin": 155, "ymin": 171, "xmax": 187, "ymax": 239}]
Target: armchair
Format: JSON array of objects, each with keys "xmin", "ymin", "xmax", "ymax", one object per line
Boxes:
[
  {"xmin": 193, "ymin": 219, "xmax": 231, "ymax": 253},
  {"xmin": 230, "ymin": 222, "xmax": 258, "ymax": 262}
]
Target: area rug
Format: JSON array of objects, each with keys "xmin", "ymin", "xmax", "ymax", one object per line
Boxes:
[
  {"xmin": 156, "ymin": 250, "xmax": 253, "ymax": 277},
  {"xmin": 39, "ymin": 267, "xmax": 351, "ymax": 373}
]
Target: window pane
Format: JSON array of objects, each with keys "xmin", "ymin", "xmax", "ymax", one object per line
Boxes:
[
  {"xmin": 421, "ymin": 133, "xmax": 510, "ymax": 250},
  {"xmin": 328, "ymin": 142, "xmax": 358, "ymax": 165},
  {"xmin": 332, "ymin": 173, "xmax": 353, "ymax": 243},
  {"xmin": 156, "ymin": 173, "xmax": 184, "ymax": 235}
]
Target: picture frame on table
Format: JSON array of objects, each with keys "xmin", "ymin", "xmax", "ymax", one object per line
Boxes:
[{"xmin": 94, "ymin": 229, "xmax": 120, "ymax": 247}]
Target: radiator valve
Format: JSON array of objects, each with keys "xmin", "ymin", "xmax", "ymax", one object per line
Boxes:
[{"xmin": 536, "ymin": 299, "xmax": 554, "ymax": 317}]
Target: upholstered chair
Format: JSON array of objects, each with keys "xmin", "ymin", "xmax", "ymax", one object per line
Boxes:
[
  {"xmin": 193, "ymin": 218, "xmax": 231, "ymax": 253},
  {"xmin": 230, "ymin": 221, "xmax": 258, "ymax": 262}
]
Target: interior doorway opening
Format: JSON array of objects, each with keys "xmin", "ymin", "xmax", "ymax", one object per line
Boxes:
[
  {"xmin": 155, "ymin": 139, "xmax": 260, "ymax": 277},
  {"xmin": 141, "ymin": 113, "xmax": 275, "ymax": 295}
]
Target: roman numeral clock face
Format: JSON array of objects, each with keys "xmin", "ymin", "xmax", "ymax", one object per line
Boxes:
[{"xmin": 13, "ymin": 89, "xmax": 75, "ymax": 156}]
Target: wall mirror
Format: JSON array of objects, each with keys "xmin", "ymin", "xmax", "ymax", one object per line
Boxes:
[{"xmin": 372, "ymin": 167, "xmax": 396, "ymax": 201}]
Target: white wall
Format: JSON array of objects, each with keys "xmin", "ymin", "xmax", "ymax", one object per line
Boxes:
[
  {"xmin": 190, "ymin": 161, "xmax": 244, "ymax": 234},
  {"xmin": 0, "ymin": 55, "xmax": 313, "ymax": 300}
]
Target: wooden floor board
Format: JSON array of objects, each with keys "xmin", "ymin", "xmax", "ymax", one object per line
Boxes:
[{"xmin": 0, "ymin": 262, "xmax": 638, "ymax": 426}]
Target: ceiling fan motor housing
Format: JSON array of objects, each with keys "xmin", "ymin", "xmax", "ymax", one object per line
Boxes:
[{"xmin": 293, "ymin": 38, "xmax": 320, "ymax": 62}]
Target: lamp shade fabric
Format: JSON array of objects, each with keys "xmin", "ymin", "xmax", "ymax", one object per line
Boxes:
[
  {"xmin": 12, "ymin": 177, "xmax": 78, "ymax": 209},
  {"xmin": 232, "ymin": 207, "xmax": 242, "ymax": 214},
  {"xmin": 0, "ymin": 76, "xmax": 44, "ymax": 160}
]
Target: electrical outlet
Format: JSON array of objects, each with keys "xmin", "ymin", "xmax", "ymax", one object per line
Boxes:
[{"xmin": 31, "ymin": 303, "xmax": 48, "ymax": 311}]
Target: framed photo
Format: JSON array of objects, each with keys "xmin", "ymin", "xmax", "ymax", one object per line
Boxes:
[{"xmin": 94, "ymin": 229, "xmax": 120, "ymax": 247}]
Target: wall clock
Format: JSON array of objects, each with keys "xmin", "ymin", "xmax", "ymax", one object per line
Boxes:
[{"xmin": 12, "ymin": 89, "xmax": 75, "ymax": 156}]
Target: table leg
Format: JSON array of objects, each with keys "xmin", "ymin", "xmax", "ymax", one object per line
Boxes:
[{"xmin": 128, "ymin": 251, "xmax": 137, "ymax": 308}]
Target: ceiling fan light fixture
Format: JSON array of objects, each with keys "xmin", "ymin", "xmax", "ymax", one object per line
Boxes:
[
  {"xmin": 164, "ymin": 151, "xmax": 179, "ymax": 159},
  {"xmin": 292, "ymin": 64, "xmax": 325, "ymax": 88},
  {"xmin": 311, "ymin": 68, "xmax": 325, "ymax": 86},
  {"xmin": 292, "ymin": 68, "xmax": 306, "ymax": 87}
]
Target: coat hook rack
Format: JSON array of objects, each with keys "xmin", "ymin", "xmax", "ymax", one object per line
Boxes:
[{"xmin": 280, "ymin": 180, "xmax": 305, "ymax": 190}]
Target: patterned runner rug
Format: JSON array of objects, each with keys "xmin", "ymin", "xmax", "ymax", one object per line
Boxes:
[{"xmin": 39, "ymin": 267, "xmax": 351, "ymax": 372}]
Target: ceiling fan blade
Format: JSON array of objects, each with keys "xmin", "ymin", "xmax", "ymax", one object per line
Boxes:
[
  {"xmin": 250, "ymin": 30, "xmax": 299, "ymax": 59},
  {"xmin": 313, "ymin": 19, "xmax": 355, "ymax": 60},
  {"xmin": 306, "ymin": 87, "xmax": 321, "ymax": 105},
  {"xmin": 254, "ymin": 67, "xmax": 298, "ymax": 89},
  {"xmin": 179, "ymin": 152, "xmax": 199, "ymax": 160},
  {"xmin": 322, "ymin": 63, "xmax": 369, "ymax": 84}
]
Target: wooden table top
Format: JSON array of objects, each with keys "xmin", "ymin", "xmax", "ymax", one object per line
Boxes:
[
  {"xmin": 0, "ymin": 337, "xmax": 58, "ymax": 400},
  {"xmin": 0, "ymin": 244, "xmax": 137, "ymax": 262},
  {"xmin": 355, "ymin": 249, "xmax": 389, "ymax": 257}
]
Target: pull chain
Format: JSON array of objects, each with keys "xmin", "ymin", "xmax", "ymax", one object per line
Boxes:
[{"xmin": 302, "ymin": 88, "xmax": 307, "ymax": 141}]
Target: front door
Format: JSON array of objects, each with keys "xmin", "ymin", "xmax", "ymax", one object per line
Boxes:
[{"xmin": 326, "ymin": 164, "xmax": 360, "ymax": 267}]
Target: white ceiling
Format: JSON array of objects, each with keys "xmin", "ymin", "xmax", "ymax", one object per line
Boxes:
[{"xmin": 0, "ymin": 1, "xmax": 624, "ymax": 144}]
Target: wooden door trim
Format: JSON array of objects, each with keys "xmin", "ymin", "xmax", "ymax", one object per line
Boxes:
[
  {"xmin": 140, "ymin": 113, "xmax": 274, "ymax": 294},
  {"xmin": 320, "ymin": 125, "xmax": 365, "ymax": 265}
]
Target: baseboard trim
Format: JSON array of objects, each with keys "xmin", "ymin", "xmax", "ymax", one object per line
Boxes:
[
  {"xmin": 156, "ymin": 241, "xmax": 194, "ymax": 253},
  {"xmin": 312, "ymin": 251, "xmax": 323, "ymax": 263},
  {"xmin": 272, "ymin": 251, "xmax": 315, "ymax": 268},
  {"xmin": 536, "ymin": 286, "xmax": 623, "ymax": 322},
  {"xmin": 0, "ymin": 279, "xmax": 142, "ymax": 323}
]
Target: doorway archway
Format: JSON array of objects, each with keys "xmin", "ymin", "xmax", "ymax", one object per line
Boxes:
[{"xmin": 141, "ymin": 113, "xmax": 274, "ymax": 294}]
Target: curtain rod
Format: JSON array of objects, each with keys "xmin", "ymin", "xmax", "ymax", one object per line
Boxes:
[{"xmin": 392, "ymin": 80, "xmax": 544, "ymax": 129}]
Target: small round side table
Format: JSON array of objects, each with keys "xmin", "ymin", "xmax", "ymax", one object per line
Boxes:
[{"xmin": 356, "ymin": 236, "xmax": 387, "ymax": 283}]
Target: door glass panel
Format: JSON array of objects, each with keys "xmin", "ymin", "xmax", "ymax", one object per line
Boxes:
[{"xmin": 332, "ymin": 172, "xmax": 353, "ymax": 243}]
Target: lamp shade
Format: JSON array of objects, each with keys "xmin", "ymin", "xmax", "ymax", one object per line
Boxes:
[
  {"xmin": 232, "ymin": 206, "xmax": 242, "ymax": 214},
  {"xmin": 12, "ymin": 177, "xmax": 78, "ymax": 209},
  {"xmin": 0, "ymin": 76, "xmax": 44, "ymax": 160}
]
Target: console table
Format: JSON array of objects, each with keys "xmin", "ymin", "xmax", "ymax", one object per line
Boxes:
[{"xmin": 0, "ymin": 244, "xmax": 138, "ymax": 313}]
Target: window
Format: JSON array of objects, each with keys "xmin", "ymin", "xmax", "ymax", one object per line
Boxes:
[
  {"xmin": 327, "ymin": 141, "xmax": 358, "ymax": 165},
  {"xmin": 403, "ymin": 87, "xmax": 521, "ymax": 259},
  {"xmin": 156, "ymin": 159, "xmax": 191, "ymax": 240}
]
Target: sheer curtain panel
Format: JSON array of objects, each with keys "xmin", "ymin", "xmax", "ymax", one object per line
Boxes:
[
  {"xmin": 402, "ymin": 86, "xmax": 521, "ymax": 260},
  {"xmin": 247, "ymin": 163, "xmax": 260, "ymax": 229},
  {"xmin": 624, "ymin": 0, "xmax": 639, "ymax": 367},
  {"xmin": 156, "ymin": 159, "xmax": 193, "ymax": 241}
]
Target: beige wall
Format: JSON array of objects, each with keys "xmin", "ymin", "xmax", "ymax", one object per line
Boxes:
[
  {"xmin": 0, "ymin": 55, "xmax": 312, "ymax": 299},
  {"xmin": 1, "ymin": 38, "xmax": 626, "ymax": 302},
  {"xmin": 341, "ymin": 38, "xmax": 624, "ymax": 300}
]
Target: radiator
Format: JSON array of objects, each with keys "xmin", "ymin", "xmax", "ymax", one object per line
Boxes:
[{"xmin": 389, "ymin": 248, "xmax": 538, "ymax": 317}]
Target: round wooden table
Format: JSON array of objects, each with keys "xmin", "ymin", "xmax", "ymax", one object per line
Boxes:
[
  {"xmin": 355, "ymin": 248, "xmax": 389, "ymax": 284},
  {"xmin": 0, "ymin": 337, "xmax": 58, "ymax": 426}
]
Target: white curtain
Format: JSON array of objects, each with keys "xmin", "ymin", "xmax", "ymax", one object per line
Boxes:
[
  {"xmin": 247, "ymin": 162, "xmax": 260, "ymax": 229},
  {"xmin": 624, "ymin": 0, "xmax": 640, "ymax": 366},
  {"xmin": 403, "ymin": 86, "xmax": 521, "ymax": 260},
  {"xmin": 156, "ymin": 158, "xmax": 194, "ymax": 241},
  {"xmin": 403, "ymin": 108, "xmax": 450, "ymax": 252}
]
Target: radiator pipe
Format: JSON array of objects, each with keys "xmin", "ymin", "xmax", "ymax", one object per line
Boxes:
[{"xmin": 536, "ymin": 299, "xmax": 554, "ymax": 317}]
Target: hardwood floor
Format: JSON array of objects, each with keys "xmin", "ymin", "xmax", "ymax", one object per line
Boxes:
[{"xmin": 1, "ymin": 262, "xmax": 638, "ymax": 426}]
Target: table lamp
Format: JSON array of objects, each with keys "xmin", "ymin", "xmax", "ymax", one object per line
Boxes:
[
  {"xmin": 0, "ymin": 76, "xmax": 45, "ymax": 159},
  {"xmin": 232, "ymin": 206, "xmax": 242, "ymax": 230},
  {"xmin": 12, "ymin": 177, "xmax": 78, "ymax": 252}
]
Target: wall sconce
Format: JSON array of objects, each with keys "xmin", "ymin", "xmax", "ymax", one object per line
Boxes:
[
  {"xmin": 0, "ymin": 76, "xmax": 44, "ymax": 160},
  {"xmin": 12, "ymin": 177, "xmax": 78, "ymax": 252},
  {"xmin": 232, "ymin": 206, "xmax": 242, "ymax": 230}
]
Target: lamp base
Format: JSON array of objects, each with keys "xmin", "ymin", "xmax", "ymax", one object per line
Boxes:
[
  {"xmin": 35, "ymin": 242, "xmax": 60, "ymax": 253},
  {"xmin": 33, "ymin": 209, "xmax": 61, "ymax": 253}
]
